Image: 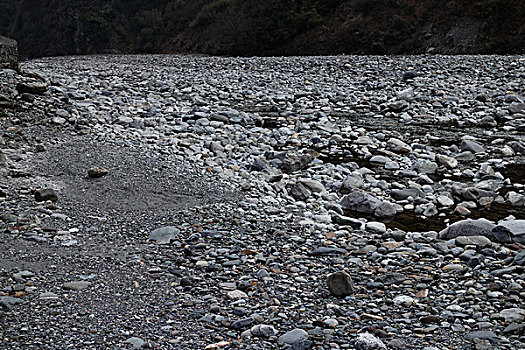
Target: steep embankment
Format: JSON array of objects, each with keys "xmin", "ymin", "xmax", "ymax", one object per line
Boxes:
[{"xmin": 1, "ymin": 0, "xmax": 525, "ymax": 57}]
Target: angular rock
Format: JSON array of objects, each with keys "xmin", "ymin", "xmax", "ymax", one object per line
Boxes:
[
  {"xmin": 0, "ymin": 296, "xmax": 24, "ymax": 310},
  {"xmin": 505, "ymin": 191, "xmax": 525, "ymax": 207},
  {"xmin": 374, "ymin": 201, "xmax": 397, "ymax": 218},
  {"xmin": 341, "ymin": 191, "xmax": 381, "ymax": 214},
  {"xmin": 508, "ymin": 141, "xmax": 525, "ymax": 155},
  {"xmin": 492, "ymin": 220, "xmax": 525, "ymax": 244},
  {"xmin": 280, "ymin": 150, "xmax": 318, "ymax": 173},
  {"xmin": 326, "ymin": 271, "xmax": 354, "ymax": 297},
  {"xmin": 339, "ymin": 173, "xmax": 364, "ymax": 193},
  {"xmin": 460, "ymin": 140, "xmax": 485, "ymax": 153},
  {"xmin": 465, "ymin": 331, "xmax": 503, "ymax": 344},
  {"xmin": 513, "ymin": 250, "xmax": 525, "ymax": 265},
  {"xmin": 88, "ymin": 166, "xmax": 108, "ymax": 178},
  {"xmin": 341, "ymin": 190, "xmax": 397, "ymax": 218},
  {"xmin": 35, "ymin": 188, "xmax": 58, "ymax": 202},
  {"xmin": 436, "ymin": 154, "xmax": 458, "ymax": 168},
  {"xmin": 289, "ymin": 182, "xmax": 311, "ymax": 201},
  {"xmin": 411, "ymin": 160, "xmax": 438, "ymax": 174}
]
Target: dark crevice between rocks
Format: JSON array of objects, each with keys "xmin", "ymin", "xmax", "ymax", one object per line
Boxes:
[{"xmin": 344, "ymin": 202, "xmax": 525, "ymax": 233}]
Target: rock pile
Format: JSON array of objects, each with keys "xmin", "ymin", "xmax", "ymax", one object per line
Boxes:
[{"xmin": 0, "ymin": 54, "xmax": 524, "ymax": 349}]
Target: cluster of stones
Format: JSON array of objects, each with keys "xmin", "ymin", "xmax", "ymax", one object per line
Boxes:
[{"xmin": 1, "ymin": 54, "xmax": 524, "ymax": 349}]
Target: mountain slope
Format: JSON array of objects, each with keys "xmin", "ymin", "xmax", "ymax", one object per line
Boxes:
[{"xmin": 2, "ymin": 0, "xmax": 524, "ymax": 58}]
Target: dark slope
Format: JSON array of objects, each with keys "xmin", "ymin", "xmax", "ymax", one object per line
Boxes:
[{"xmin": 2, "ymin": 0, "xmax": 524, "ymax": 58}]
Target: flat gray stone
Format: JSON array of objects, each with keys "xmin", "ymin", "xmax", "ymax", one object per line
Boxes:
[
  {"xmin": 63, "ymin": 281, "xmax": 91, "ymax": 290},
  {"xmin": 310, "ymin": 247, "xmax": 348, "ymax": 256},
  {"xmin": 497, "ymin": 308, "xmax": 525, "ymax": 323},
  {"xmin": 439, "ymin": 219, "xmax": 495, "ymax": 240},
  {"xmin": 13, "ymin": 270, "xmax": 35, "ymax": 280},
  {"xmin": 278, "ymin": 328, "xmax": 308, "ymax": 345},
  {"xmin": 0, "ymin": 296, "xmax": 24, "ymax": 310},
  {"xmin": 465, "ymin": 331, "xmax": 503, "ymax": 343},
  {"xmin": 39, "ymin": 292, "xmax": 59, "ymax": 300},
  {"xmin": 148, "ymin": 226, "xmax": 180, "ymax": 244},
  {"xmin": 123, "ymin": 337, "xmax": 145, "ymax": 348},
  {"xmin": 455, "ymin": 235, "xmax": 492, "ymax": 248},
  {"xmin": 16, "ymin": 80, "xmax": 48, "ymax": 95}
]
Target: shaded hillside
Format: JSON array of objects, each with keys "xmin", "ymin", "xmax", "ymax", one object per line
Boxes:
[{"xmin": 1, "ymin": 0, "xmax": 524, "ymax": 58}]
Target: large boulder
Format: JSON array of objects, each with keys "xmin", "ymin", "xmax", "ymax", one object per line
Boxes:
[
  {"xmin": 439, "ymin": 219, "xmax": 495, "ymax": 240},
  {"xmin": 0, "ymin": 36, "xmax": 18, "ymax": 71}
]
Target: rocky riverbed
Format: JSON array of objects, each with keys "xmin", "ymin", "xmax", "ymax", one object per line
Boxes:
[{"xmin": 1, "ymin": 55, "xmax": 525, "ymax": 349}]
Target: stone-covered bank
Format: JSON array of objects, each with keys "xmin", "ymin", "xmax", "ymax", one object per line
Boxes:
[{"xmin": 0, "ymin": 54, "xmax": 524, "ymax": 349}]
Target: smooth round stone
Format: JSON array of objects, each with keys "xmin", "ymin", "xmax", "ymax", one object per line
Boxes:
[
  {"xmin": 442, "ymin": 264, "xmax": 466, "ymax": 272},
  {"xmin": 278, "ymin": 328, "xmax": 308, "ymax": 345},
  {"xmin": 323, "ymin": 318, "xmax": 339, "ymax": 327},
  {"xmin": 385, "ymin": 161, "xmax": 400, "ymax": 170},
  {"xmin": 370, "ymin": 155, "xmax": 391, "ymax": 164},
  {"xmin": 437, "ymin": 195, "xmax": 454, "ymax": 207},
  {"xmin": 227, "ymin": 290, "xmax": 248, "ymax": 299},
  {"xmin": 123, "ymin": 337, "xmax": 145, "ymax": 348},
  {"xmin": 366, "ymin": 221, "xmax": 387, "ymax": 234}
]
